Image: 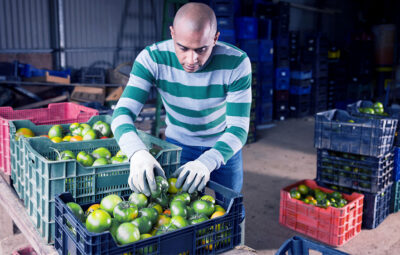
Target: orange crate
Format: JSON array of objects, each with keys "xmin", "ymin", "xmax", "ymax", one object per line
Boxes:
[{"xmin": 279, "ymin": 179, "xmax": 364, "ymax": 247}]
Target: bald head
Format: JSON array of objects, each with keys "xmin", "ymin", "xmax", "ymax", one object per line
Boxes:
[{"xmin": 173, "ymin": 2, "xmax": 217, "ymax": 36}]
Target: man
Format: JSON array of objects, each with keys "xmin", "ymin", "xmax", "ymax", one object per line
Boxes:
[{"xmin": 111, "ymin": 2, "xmax": 251, "ymax": 197}]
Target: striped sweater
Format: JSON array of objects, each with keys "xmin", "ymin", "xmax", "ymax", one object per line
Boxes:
[{"xmin": 111, "ymin": 39, "xmax": 252, "ymax": 171}]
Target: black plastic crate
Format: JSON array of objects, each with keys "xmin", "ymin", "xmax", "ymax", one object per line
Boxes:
[
  {"xmin": 76, "ymin": 68, "xmax": 106, "ymax": 84},
  {"xmin": 317, "ymin": 149, "xmax": 394, "ymax": 193},
  {"xmin": 362, "ymin": 183, "xmax": 392, "ymax": 229},
  {"xmin": 314, "ymin": 109, "xmax": 398, "ymax": 157},
  {"xmin": 54, "ymin": 181, "xmax": 243, "ymax": 255},
  {"xmin": 274, "ymin": 90, "xmax": 289, "ymax": 102}
]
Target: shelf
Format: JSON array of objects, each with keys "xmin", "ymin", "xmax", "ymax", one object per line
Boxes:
[{"xmin": 0, "ymin": 80, "xmax": 125, "ymax": 87}]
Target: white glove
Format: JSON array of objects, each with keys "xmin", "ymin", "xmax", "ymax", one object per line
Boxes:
[
  {"xmin": 128, "ymin": 149, "xmax": 166, "ymax": 197},
  {"xmin": 173, "ymin": 160, "xmax": 210, "ymax": 193}
]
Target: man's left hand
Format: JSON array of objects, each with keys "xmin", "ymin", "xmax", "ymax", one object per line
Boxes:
[{"xmin": 173, "ymin": 160, "xmax": 210, "ymax": 193}]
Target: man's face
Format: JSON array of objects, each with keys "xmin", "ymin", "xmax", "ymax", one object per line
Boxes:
[{"xmin": 170, "ymin": 24, "xmax": 219, "ymax": 73}]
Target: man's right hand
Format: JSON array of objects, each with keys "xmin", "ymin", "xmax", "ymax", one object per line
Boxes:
[{"xmin": 129, "ymin": 150, "xmax": 166, "ymax": 197}]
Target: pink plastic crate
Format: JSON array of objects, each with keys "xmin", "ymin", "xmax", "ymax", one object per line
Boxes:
[{"xmin": 0, "ymin": 103, "xmax": 98, "ymax": 175}]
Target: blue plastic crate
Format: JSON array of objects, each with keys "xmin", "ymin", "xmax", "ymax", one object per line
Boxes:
[
  {"xmin": 217, "ymin": 16, "xmax": 234, "ymax": 30},
  {"xmin": 239, "ymin": 40, "xmax": 258, "ymax": 62},
  {"xmin": 54, "ymin": 181, "xmax": 243, "ymax": 255},
  {"xmin": 259, "ymin": 62, "xmax": 274, "ymax": 79},
  {"xmin": 256, "ymin": 102, "xmax": 273, "ymax": 125},
  {"xmin": 314, "ymin": 109, "xmax": 398, "ymax": 157},
  {"xmin": 289, "ymin": 94, "xmax": 311, "ymax": 118},
  {"xmin": 362, "ymin": 183, "xmax": 392, "ymax": 229},
  {"xmin": 290, "ymin": 85, "xmax": 311, "ymax": 95},
  {"xmin": 390, "ymin": 180, "xmax": 400, "ymax": 213},
  {"xmin": 316, "ymin": 149, "xmax": 394, "ymax": 193},
  {"xmin": 291, "ymin": 70, "xmax": 313, "ymax": 80},
  {"xmin": 395, "ymin": 147, "xmax": 400, "ymax": 182},
  {"xmin": 212, "ymin": 0, "xmax": 236, "ymax": 16},
  {"xmin": 235, "ymin": 17, "xmax": 258, "ymax": 40},
  {"xmin": 19, "ymin": 63, "xmax": 71, "ymax": 78},
  {"xmin": 275, "ymin": 68, "xmax": 290, "ymax": 90},
  {"xmin": 219, "ymin": 29, "xmax": 236, "ymax": 44},
  {"xmin": 259, "ymin": 39, "xmax": 274, "ymax": 62},
  {"xmin": 276, "ymin": 236, "xmax": 349, "ymax": 255}
]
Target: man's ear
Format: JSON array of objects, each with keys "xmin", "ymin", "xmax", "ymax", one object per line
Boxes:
[
  {"xmin": 170, "ymin": 26, "xmax": 175, "ymax": 39},
  {"xmin": 214, "ymin": 31, "xmax": 220, "ymax": 45}
]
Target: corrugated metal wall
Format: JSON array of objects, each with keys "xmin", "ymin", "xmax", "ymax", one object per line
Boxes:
[{"xmin": 0, "ymin": 0, "xmax": 163, "ymax": 68}]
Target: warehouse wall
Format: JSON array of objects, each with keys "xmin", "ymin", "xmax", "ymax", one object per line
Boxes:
[{"xmin": 0, "ymin": 0, "xmax": 163, "ymax": 69}]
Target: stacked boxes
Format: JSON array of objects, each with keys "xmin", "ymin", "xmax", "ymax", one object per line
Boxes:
[{"xmin": 212, "ymin": 0, "xmax": 237, "ymax": 44}]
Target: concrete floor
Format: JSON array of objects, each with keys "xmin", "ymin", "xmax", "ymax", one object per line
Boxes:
[
  {"xmin": 242, "ymin": 117, "xmax": 400, "ymax": 255},
  {"xmin": 2, "ymin": 117, "xmax": 400, "ymax": 254}
]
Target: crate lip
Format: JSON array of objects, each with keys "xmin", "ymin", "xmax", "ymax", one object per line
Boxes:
[
  {"xmin": 54, "ymin": 181, "xmax": 243, "ymax": 253},
  {"xmin": 276, "ymin": 236, "xmax": 350, "ymax": 255}
]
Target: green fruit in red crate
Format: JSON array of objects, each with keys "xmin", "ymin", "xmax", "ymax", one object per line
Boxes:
[
  {"xmin": 91, "ymin": 147, "xmax": 112, "ymax": 159},
  {"xmin": 317, "ymin": 198, "xmax": 331, "ymax": 208},
  {"xmin": 139, "ymin": 207, "xmax": 158, "ymax": 225},
  {"xmin": 67, "ymin": 202, "xmax": 85, "ymax": 223},
  {"xmin": 72, "ymin": 126, "xmax": 84, "ymax": 136},
  {"xmin": 153, "ymin": 192, "xmax": 169, "ymax": 209},
  {"xmin": 290, "ymin": 190, "xmax": 301, "ymax": 200},
  {"xmin": 110, "ymin": 156, "xmax": 128, "ymax": 164},
  {"xmin": 338, "ymin": 198, "xmax": 348, "ymax": 207},
  {"xmin": 132, "ymin": 216, "xmax": 153, "ymax": 234},
  {"xmin": 330, "ymin": 191, "xmax": 342, "ymax": 200},
  {"xmin": 15, "ymin": 128, "xmax": 35, "ymax": 141},
  {"xmin": 188, "ymin": 214, "xmax": 208, "ymax": 225},
  {"xmin": 302, "ymin": 198, "xmax": 310, "ymax": 204},
  {"xmin": 192, "ymin": 200, "xmax": 215, "ymax": 217},
  {"xmin": 92, "ymin": 157, "xmax": 109, "ymax": 166},
  {"xmin": 297, "ymin": 184, "xmax": 309, "ymax": 196},
  {"xmin": 86, "ymin": 209, "xmax": 112, "ymax": 233},
  {"xmin": 76, "ymin": 151, "xmax": 94, "ymax": 167},
  {"xmin": 83, "ymin": 129, "xmax": 97, "ymax": 141},
  {"xmin": 315, "ymin": 191, "xmax": 327, "ymax": 201},
  {"xmin": 200, "ymin": 195, "xmax": 216, "ymax": 204},
  {"xmin": 100, "ymin": 194, "xmax": 123, "ymax": 215},
  {"xmin": 116, "ymin": 222, "xmax": 140, "ymax": 245},
  {"xmin": 57, "ymin": 150, "xmax": 75, "ymax": 160},
  {"xmin": 48, "ymin": 125, "xmax": 63, "ymax": 138},
  {"xmin": 129, "ymin": 193, "xmax": 148, "ymax": 209},
  {"xmin": 155, "ymin": 223, "xmax": 178, "ymax": 235},
  {"xmin": 170, "ymin": 200, "xmax": 187, "ymax": 218},
  {"xmin": 170, "ymin": 215, "xmax": 189, "ymax": 229},
  {"xmin": 156, "ymin": 176, "xmax": 169, "ymax": 192},
  {"xmin": 113, "ymin": 201, "xmax": 138, "ymax": 223},
  {"xmin": 172, "ymin": 192, "xmax": 191, "ymax": 205},
  {"xmin": 69, "ymin": 123, "xmax": 81, "ymax": 132},
  {"xmin": 92, "ymin": 120, "xmax": 111, "ymax": 137}
]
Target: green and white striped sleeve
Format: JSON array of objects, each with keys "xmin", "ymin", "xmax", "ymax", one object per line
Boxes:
[
  {"xmin": 111, "ymin": 47, "xmax": 156, "ymax": 159},
  {"xmin": 197, "ymin": 54, "xmax": 252, "ymax": 171}
]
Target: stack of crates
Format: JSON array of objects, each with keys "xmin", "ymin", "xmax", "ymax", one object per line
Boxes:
[
  {"xmin": 289, "ymin": 64, "xmax": 312, "ymax": 118},
  {"xmin": 289, "ymin": 31, "xmax": 300, "ymax": 68},
  {"xmin": 303, "ymin": 34, "xmax": 329, "ymax": 114},
  {"xmin": 247, "ymin": 62, "xmax": 258, "ymax": 144},
  {"xmin": 212, "ymin": 0, "xmax": 237, "ymax": 45},
  {"xmin": 315, "ymin": 108, "xmax": 397, "ymax": 229}
]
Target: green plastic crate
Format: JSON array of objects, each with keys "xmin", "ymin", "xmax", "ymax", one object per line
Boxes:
[
  {"xmin": 22, "ymin": 131, "xmax": 181, "ymax": 243},
  {"xmin": 391, "ymin": 181, "xmax": 400, "ymax": 213},
  {"xmin": 9, "ymin": 115, "xmax": 112, "ymax": 201}
]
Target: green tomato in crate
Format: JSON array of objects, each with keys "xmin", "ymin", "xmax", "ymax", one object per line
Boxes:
[
  {"xmin": 139, "ymin": 207, "xmax": 159, "ymax": 225},
  {"xmin": 170, "ymin": 200, "xmax": 188, "ymax": 218},
  {"xmin": 92, "ymin": 147, "xmax": 112, "ymax": 159},
  {"xmin": 150, "ymin": 182, "xmax": 162, "ymax": 199},
  {"xmin": 109, "ymin": 218, "xmax": 120, "ymax": 241},
  {"xmin": 132, "ymin": 216, "xmax": 153, "ymax": 234},
  {"xmin": 315, "ymin": 191, "xmax": 327, "ymax": 201},
  {"xmin": 15, "ymin": 128, "xmax": 35, "ymax": 141},
  {"xmin": 171, "ymin": 192, "xmax": 191, "ymax": 205},
  {"xmin": 116, "ymin": 222, "xmax": 140, "ymax": 245},
  {"xmin": 140, "ymin": 233, "xmax": 152, "ymax": 240},
  {"xmin": 188, "ymin": 214, "xmax": 208, "ymax": 225},
  {"xmin": 156, "ymin": 176, "xmax": 169, "ymax": 192},
  {"xmin": 115, "ymin": 150, "xmax": 126, "ymax": 158},
  {"xmin": 155, "ymin": 223, "xmax": 179, "ymax": 235},
  {"xmin": 192, "ymin": 200, "xmax": 215, "ymax": 217},
  {"xmin": 48, "ymin": 125, "xmax": 63, "ymax": 138},
  {"xmin": 167, "ymin": 178, "xmax": 180, "ymax": 194},
  {"xmin": 67, "ymin": 202, "xmax": 85, "ymax": 223},
  {"xmin": 200, "ymin": 195, "xmax": 216, "ymax": 204},
  {"xmin": 100, "ymin": 194, "xmax": 123, "ymax": 215},
  {"xmin": 214, "ymin": 205, "xmax": 226, "ymax": 213},
  {"xmin": 317, "ymin": 198, "xmax": 331, "ymax": 208},
  {"xmin": 330, "ymin": 191, "xmax": 342, "ymax": 200},
  {"xmin": 83, "ymin": 129, "xmax": 97, "ymax": 141},
  {"xmin": 72, "ymin": 126, "xmax": 84, "ymax": 136},
  {"xmin": 290, "ymin": 189, "xmax": 301, "ymax": 200},
  {"xmin": 153, "ymin": 192, "xmax": 169, "ymax": 209},
  {"xmin": 110, "ymin": 156, "xmax": 128, "ymax": 164},
  {"xmin": 297, "ymin": 184, "xmax": 309, "ymax": 196},
  {"xmin": 92, "ymin": 157, "xmax": 109, "ymax": 166},
  {"xmin": 129, "ymin": 193, "xmax": 148, "ymax": 209},
  {"xmin": 186, "ymin": 205, "xmax": 195, "ymax": 218},
  {"xmin": 170, "ymin": 215, "xmax": 189, "ymax": 229},
  {"xmin": 113, "ymin": 201, "xmax": 138, "ymax": 223},
  {"xmin": 76, "ymin": 151, "xmax": 94, "ymax": 167},
  {"xmin": 57, "ymin": 150, "xmax": 75, "ymax": 160},
  {"xmin": 69, "ymin": 122, "xmax": 81, "ymax": 132},
  {"xmin": 338, "ymin": 198, "xmax": 348, "ymax": 208},
  {"xmin": 80, "ymin": 123, "xmax": 91, "ymax": 130},
  {"xmin": 373, "ymin": 102, "xmax": 384, "ymax": 114},
  {"xmin": 92, "ymin": 120, "xmax": 112, "ymax": 137},
  {"xmin": 86, "ymin": 209, "xmax": 112, "ymax": 233}
]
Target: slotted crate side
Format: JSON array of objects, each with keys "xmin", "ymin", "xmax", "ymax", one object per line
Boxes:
[
  {"xmin": 316, "ymin": 149, "xmax": 394, "ymax": 193},
  {"xmin": 22, "ymin": 131, "xmax": 181, "ymax": 243},
  {"xmin": 9, "ymin": 115, "xmax": 113, "ymax": 201},
  {"xmin": 0, "ymin": 103, "xmax": 98, "ymax": 175},
  {"xmin": 314, "ymin": 109, "xmax": 397, "ymax": 157},
  {"xmin": 362, "ymin": 183, "xmax": 392, "ymax": 229},
  {"xmin": 54, "ymin": 181, "xmax": 243, "ymax": 255},
  {"xmin": 394, "ymin": 147, "xmax": 400, "ymax": 182},
  {"xmin": 279, "ymin": 179, "xmax": 364, "ymax": 247},
  {"xmin": 390, "ymin": 181, "xmax": 400, "ymax": 213},
  {"xmin": 276, "ymin": 236, "xmax": 350, "ymax": 255}
]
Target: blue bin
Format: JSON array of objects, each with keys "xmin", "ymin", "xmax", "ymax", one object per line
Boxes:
[
  {"xmin": 259, "ymin": 39, "xmax": 274, "ymax": 62},
  {"xmin": 239, "ymin": 40, "xmax": 259, "ymax": 62},
  {"xmin": 276, "ymin": 236, "xmax": 349, "ymax": 255},
  {"xmin": 217, "ymin": 16, "xmax": 234, "ymax": 30},
  {"xmin": 235, "ymin": 17, "xmax": 258, "ymax": 40},
  {"xmin": 219, "ymin": 29, "xmax": 236, "ymax": 44}
]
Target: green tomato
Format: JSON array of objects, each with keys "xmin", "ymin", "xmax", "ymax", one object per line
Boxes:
[
  {"xmin": 115, "ymin": 150, "xmax": 126, "ymax": 158},
  {"xmin": 110, "ymin": 156, "xmax": 128, "ymax": 164},
  {"xmin": 92, "ymin": 120, "xmax": 112, "ymax": 137},
  {"xmin": 129, "ymin": 193, "xmax": 148, "ymax": 209},
  {"xmin": 113, "ymin": 201, "xmax": 138, "ymax": 223},
  {"xmin": 132, "ymin": 216, "xmax": 152, "ymax": 234},
  {"xmin": 152, "ymin": 192, "xmax": 169, "ymax": 209},
  {"xmin": 92, "ymin": 157, "xmax": 109, "ymax": 166},
  {"xmin": 155, "ymin": 223, "xmax": 178, "ymax": 235},
  {"xmin": 57, "ymin": 150, "xmax": 75, "ymax": 160},
  {"xmin": 72, "ymin": 126, "xmax": 84, "ymax": 136},
  {"xmin": 170, "ymin": 215, "xmax": 189, "ymax": 229},
  {"xmin": 67, "ymin": 202, "xmax": 85, "ymax": 223},
  {"xmin": 156, "ymin": 176, "xmax": 169, "ymax": 192},
  {"xmin": 86, "ymin": 209, "xmax": 112, "ymax": 233},
  {"xmin": 100, "ymin": 194, "xmax": 123, "ymax": 215},
  {"xmin": 172, "ymin": 192, "xmax": 191, "ymax": 205},
  {"xmin": 170, "ymin": 200, "xmax": 187, "ymax": 218},
  {"xmin": 92, "ymin": 147, "xmax": 112, "ymax": 159},
  {"xmin": 83, "ymin": 129, "xmax": 97, "ymax": 141},
  {"xmin": 48, "ymin": 125, "xmax": 63, "ymax": 138},
  {"xmin": 188, "ymin": 214, "xmax": 208, "ymax": 225},
  {"xmin": 76, "ymin": 151, "xmax": 94, "ymax": 167},
  {"xmin": 139, "ymin": 207, "xmax": 158, "ymax": 225},
  {"xmin": 69, "ymin": 123, "xmax": 80, "ymax": 132},
  {"xmin": 116, "ymin": 222, "xmax": 140, "ymax": 245},
  {"xmin": 191, "ymin": 200, "xmax": 215, "ymax": 217}
]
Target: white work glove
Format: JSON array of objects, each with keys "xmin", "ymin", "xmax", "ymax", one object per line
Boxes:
[
  {"xmin": 128, "ymin": 149, "xmax": 166, "ymax": 197},
  {"xmin": 173, "ymin": 160, "xmax": 211, "ymax": 193}
]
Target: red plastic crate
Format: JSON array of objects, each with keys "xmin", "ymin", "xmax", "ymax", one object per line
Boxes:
[
  {"xmin": 279, "ymin": 179, "xmax": 364, "ymax": 247},
  {"xmin": 0, "ymin": 103, "xmax": 98, "ymax": 175}
]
